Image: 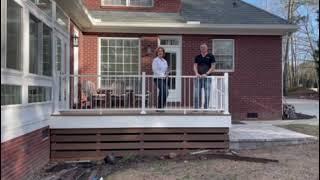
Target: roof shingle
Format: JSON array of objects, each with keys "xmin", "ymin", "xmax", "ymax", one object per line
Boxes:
[
  {"xmin": 90, "ymin": 0, "xmax": 289, "ymax": 25},
  {"xmin": 181, "ymin": 0, "xmax": 288, "ymax": 24}
]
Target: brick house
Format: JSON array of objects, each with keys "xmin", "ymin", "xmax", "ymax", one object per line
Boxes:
[{"xmin": 1, "ymin": 0, "xmax": 296, "ymax": 179}]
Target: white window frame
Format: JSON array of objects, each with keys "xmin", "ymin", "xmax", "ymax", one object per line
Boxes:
[
  {"xmin": 1, "ymin": 0, "xmax": 70, "ymax": 108},
  {"xmin": 212, "ymin": 39, "xmax": 235, "ymax": 72},
  {"xmin": 29, "ymin": 13, "xmax": 54, "ymax": 77},
  {"xmin": 27, "ymin": 85, "xmax": 52, "ymax": 103},
  {"xmin": 98, "ymin": 37, "xmax": 141, "ymax": 88},
  {"xmin": 101, "ymin": 0, "xmax": 154, "ymax": 7},
  {"xmin": 1, "ymin": 84, "xmax": 22, "ymax": 106},
  {"xmin": 2, "ymin": 0, "xmax": 23, "ymax": 72}
]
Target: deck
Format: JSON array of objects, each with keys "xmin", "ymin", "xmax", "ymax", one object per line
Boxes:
[{"xmin": 50, "ymin": 73, "xmax": 231, "ymax": 160}]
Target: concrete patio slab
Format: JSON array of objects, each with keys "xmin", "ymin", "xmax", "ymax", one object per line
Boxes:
[
  {"xmin": 242, "ymin": 118, "xmax": 319, "ymax": 126},
  {"xmin": 230, "ymin": 124, "xmax": 318, "ymax": 150}
]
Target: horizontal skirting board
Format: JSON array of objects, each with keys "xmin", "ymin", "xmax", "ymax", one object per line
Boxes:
[
  {"xmin": 50, "ymin": 128, "xmax": 229, "ymax": 160},
  {"xmin": 49, "ymin": 115, "xmax": 231, "ymax": 128}
]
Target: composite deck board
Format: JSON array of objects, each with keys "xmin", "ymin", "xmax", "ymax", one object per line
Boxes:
[
  {"xmin": 51, "ymin": 134, "xmax": 228, "ymax": 142},
  {"xmin": 51, "ymin": 128, "xmax": 229, "ymax": 134},
  {"xmin": 51, "ymin": 142, "xmax": 228, "ymax": 150},
  {"xmin": 50, "ymin": 128, "xmax": 229, "ymax": 160},
  {"xmin": 51, "ymin": 149, "xmax": 228, "ymax": 160}
]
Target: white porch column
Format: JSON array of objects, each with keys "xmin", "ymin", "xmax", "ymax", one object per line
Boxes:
[
  {"xmin": 224, "ymin": 72, "xmax": 229, "ymax": 114},
  {"xmin": 65, "ymin": 33, "xmax": 70, "ymax": 110},
  {"xmin": 140, "ymin": 72, "xmax": 146, "ymax": 114},
  {"xmin": 52, "ymin": 1, "xmax": 59, "ymax": 113},
  {"xmin": 73, "ymin": 29, "xmax": 79, "ymax": 105}
]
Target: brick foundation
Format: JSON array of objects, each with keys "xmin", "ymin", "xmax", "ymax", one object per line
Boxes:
[{"xmin": 1, "ymin": 127, "xmax": 50, "ymax": 180}]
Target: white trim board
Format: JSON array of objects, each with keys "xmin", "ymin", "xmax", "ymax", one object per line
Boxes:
[{"xmin": 49, "ymin": 115, "xmax": 232, "ymax": 128}]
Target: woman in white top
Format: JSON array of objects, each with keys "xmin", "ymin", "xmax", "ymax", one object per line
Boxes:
[{"xmin": 152, "ymin": 47, "xmax": 169, "ymax": 110}]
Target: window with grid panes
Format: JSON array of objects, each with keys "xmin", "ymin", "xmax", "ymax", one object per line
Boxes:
[
  {"xmin": 5, "ymin": 0, "xmax": 22, "ymax": 70},
  {"xmin": 29, "ymin": 14, "xmax": 52, "ymax": 76},
  {"xmin": 1, "ymin": 85, "xmax": 22, "ymax": 105},
  {"xmin": 100, "ymin": 39, "xmax": 140, "ymax": 88},
  {"xmin": 212, "ymin": 39, "xmax": 234, "ymax": 71},
  {"xmin": 28, "ymin": 86, "xmax": 52, "ymax": 103}
]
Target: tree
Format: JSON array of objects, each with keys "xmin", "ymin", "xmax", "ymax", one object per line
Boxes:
[
  {"xmin": 249, "ymin": 0, "xmax": 319, "ymax": 92},
  {"xmin": 313, "ymin": 11, "xmax": 319, "ymax": 91}
]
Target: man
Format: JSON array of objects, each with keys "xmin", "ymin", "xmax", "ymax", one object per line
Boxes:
[{"xmin": 193, "ymin": 43, "xmax": 216, "ymax": 110}]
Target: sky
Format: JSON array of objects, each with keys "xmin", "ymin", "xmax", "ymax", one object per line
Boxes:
[{"xmin": 244, "ymin": 0, "xmax": 319, "ymax": 62}]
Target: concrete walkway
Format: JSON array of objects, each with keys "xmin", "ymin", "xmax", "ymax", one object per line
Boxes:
[
  {"xmin": 230, "ymin": 123, "xmax": 318, "ymax": 150},
  {"xmin": 242, "ymin": 118, "xmax": 319, "ymax": 126}
]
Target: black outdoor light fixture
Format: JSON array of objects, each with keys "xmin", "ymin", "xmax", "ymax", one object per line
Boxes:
[{"xmin": 73, "ymin": 34, "xmax": 79, "ymax": 47}]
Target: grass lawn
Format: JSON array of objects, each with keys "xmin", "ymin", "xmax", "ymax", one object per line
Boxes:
[{"xmin": 279, "ymin": 124, "xmax": 319, "ymax": 137}]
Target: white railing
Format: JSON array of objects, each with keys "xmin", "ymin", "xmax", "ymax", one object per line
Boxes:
[{"xmin": 55, "ymin": 73, "xmax": 229, "ymax": 114}]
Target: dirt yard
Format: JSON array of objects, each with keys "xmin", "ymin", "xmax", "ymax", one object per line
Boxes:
[
  {"xmin": 30, "ymin": 125, "xmax": 319, "ymax": 180},
  {"xmin": 101, "ymin": 144, "xmax": 319, "ymax": 180}
]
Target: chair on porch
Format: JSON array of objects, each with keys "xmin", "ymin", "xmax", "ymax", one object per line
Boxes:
[
  {"xmin": 81, "ymin": 80, "xmax": 106, "ymax": 109},
  {"xmin": 110, "ymin": 80, "xmax": 130, "ymax": 108}
]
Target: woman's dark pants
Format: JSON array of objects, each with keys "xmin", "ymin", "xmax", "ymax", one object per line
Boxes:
[{"xmin": 154, "ymin": 78, "xmax": 168, "ymax": 109}]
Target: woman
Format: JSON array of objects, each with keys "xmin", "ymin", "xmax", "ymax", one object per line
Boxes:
[{"xmin": 152, "ymin": 47, "xmax": 169, "ymax": 111}]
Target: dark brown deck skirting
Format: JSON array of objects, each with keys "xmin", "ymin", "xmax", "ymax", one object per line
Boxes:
[
  {"xmin": 50, "ymin": 128, "xmax": 229, "ymax": 160},
  {"xmin": 50, "ymin": 128, "xmax": 229, "ymax": 134}
]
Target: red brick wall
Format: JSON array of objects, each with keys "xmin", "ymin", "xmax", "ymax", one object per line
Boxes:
[
  {"xmin": 232, "ymin": 35, "xmax": 282, "ymax": 120},
  {"xmin": 76, "ymin": 33, "xmax": 282, "ymax": 120},
  {"xmin": 84, "ymin": 0, "xmax": 181, "ymax": 13},
  {"xmin": 1, "ymin": 127, "xmax": 50, "ymax": 180},
  {"xmin": 182, "ymin": 35, "xmax": 282, "ymax": 120}
]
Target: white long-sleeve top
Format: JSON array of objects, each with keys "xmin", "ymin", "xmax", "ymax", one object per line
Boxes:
[{"xmin": 152, "ymin": 57, "xmax": 168, "ymax": 78}]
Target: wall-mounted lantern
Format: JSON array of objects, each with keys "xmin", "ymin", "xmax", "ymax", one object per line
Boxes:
[{"xmin": 72, "ymin": 34, "xmax": 79, "ymax": 47}]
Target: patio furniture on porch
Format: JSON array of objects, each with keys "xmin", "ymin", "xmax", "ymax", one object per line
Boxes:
[
  {"xmin": 81, "ymin": 80, "xmax": 106, "ymax": 109},
  {"xmin": 110, "ymin": 80, "xmax": 130, "ymax": 108},
  {"xmin": 134, "ymin": 91, "xmax": 150, "ymax": 108}
]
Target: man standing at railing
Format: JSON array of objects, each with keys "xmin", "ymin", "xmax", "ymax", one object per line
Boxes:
[{"xmin": 193, "ymin": 43, "xmax": 216, "ymax": 110}]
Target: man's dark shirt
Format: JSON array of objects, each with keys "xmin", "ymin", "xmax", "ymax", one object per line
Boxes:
[{"xmin": 194, "ymin": 53, "xmax": 216, "ymax": 75}]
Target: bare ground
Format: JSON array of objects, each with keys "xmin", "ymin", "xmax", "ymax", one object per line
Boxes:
[
  {"xmin": 30, "ymin": 142, "xmax": 319, "ymax": 180},
  {"xmin": 102, "ymin": 143, "xmax": 319, "ymax": 180},
  {"xmin": 30, "ymin": 124, "xmax": 319, "ymax": 180}
]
